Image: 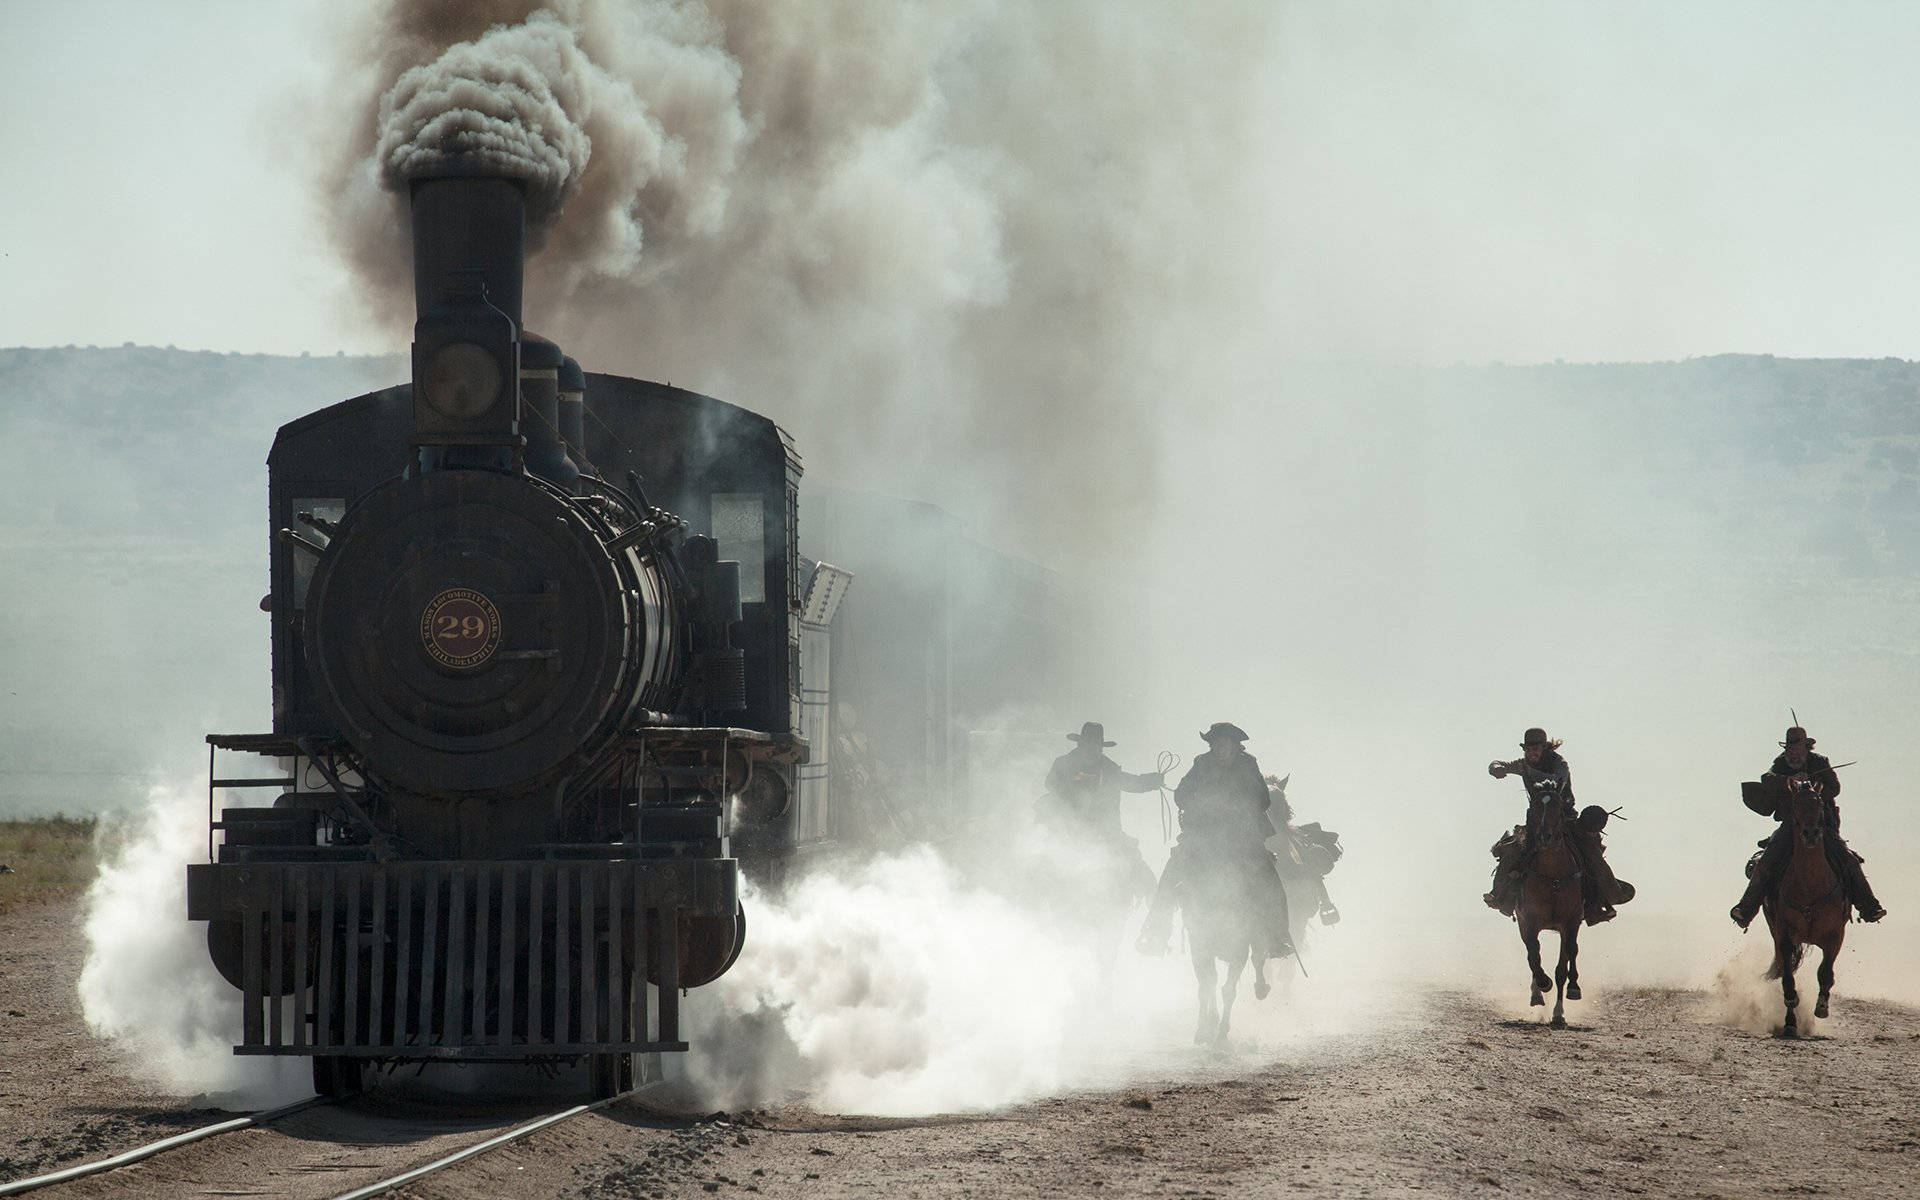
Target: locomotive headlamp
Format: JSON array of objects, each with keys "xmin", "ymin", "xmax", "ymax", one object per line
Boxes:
[
  {"xmin": 421, "ymin": 341, "xmax": 503, "ymax": 419},
  {"xmin": 411, "ymin": 283, "xmax": 519, "ymax": 442}
]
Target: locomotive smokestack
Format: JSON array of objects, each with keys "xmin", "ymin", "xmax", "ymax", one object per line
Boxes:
[
  {"xmin": 409, "ymin": 174, "xmax": 526, "ymax": 326},
  {"xmin": 408, "ymin": 174, "xmax": 525, "ymax": 457}
]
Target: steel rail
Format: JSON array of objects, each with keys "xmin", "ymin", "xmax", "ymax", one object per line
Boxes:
[
  {"xmin": 328, "ymin": 1090, "xmax": 633, "ymax": 1200},
  {"xmin": 0, "ymin": 1096, "xmax": 329, "ymax": 1196}
]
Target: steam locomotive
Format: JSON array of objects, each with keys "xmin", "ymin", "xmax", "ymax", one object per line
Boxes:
[{"xmin": 185, "ymin": 171, "xmax": 852, "ymax": 1097}]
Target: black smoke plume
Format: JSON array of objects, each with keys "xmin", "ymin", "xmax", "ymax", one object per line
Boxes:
[{"xmin": 322, "ymin": 1, "xmax": 1279, "ymax": 563}]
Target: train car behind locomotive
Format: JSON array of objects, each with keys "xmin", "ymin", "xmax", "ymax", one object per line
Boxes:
[{"xmin": 186, "ymin": 171, "xmax": 838, "ymax": 1098}]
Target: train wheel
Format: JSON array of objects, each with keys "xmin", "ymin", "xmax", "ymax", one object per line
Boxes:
[
  {"xmin": 312, "ymin": 1055, "xmax": 368, "ymax": 1099},
  {"xmin": 588, "ymin": 1052, "xmax": 633, "ymax": 1100}
]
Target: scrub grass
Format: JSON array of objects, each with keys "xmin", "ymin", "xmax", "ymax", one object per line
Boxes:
[{"xmin": 0, "ymin": 816, "xmax": 97, "ymax": 915}]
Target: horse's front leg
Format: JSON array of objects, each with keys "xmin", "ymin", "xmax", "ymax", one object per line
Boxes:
[
  {"xmin": 1563, "ymin": 922, "xmax": 1582, "ymax": 1002},
  {"xmin": 1193, "ymin": 944, "xmax": 1218, "ymax": 1045},
  {"xmin": 1520, "ymin": 919, "xmax": 1548, "ymax": 1006},
  {"xmin": 1550, "ymin": 929, "xmax": 1570, "ymax": 1028},
  {"xmin": 1814, "ymin": 943, "xmax": 1837, "ymax": 1020},
  {"xmin": 1217, "ymin": 955, "xmax": 1245, "ymax": 1046},
  {"xmin": 1778, "ymin": 931, "xmax": 1800, "ymax": 1037}
]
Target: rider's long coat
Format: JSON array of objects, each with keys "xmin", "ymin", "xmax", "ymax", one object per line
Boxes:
[
  {"xmin": 1762, "ymin": 750, "xmax": 1842, "ymax": 829},
  {"xmin": 1044, "ymin": 750, "xmax": 1159, "ymax": 831},
  {"xmin": 1495, "ymin": 749, "xmax": 1574, "ymax": 812},
  {"xmin": 1174, "ymin": 749, "xmax": 1273, "ymax": 840}
]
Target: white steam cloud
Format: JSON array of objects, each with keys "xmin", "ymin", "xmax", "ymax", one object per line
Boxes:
[
  {"xmin": 684, "ymin": 851, "xmax": 1089, "ymax": 1115},
  {"xmin": 77, "ymin": 781, "xmax": 307, "ymax": 1104}
]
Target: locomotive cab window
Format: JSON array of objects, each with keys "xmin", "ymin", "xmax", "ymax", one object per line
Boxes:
[
  {"xmin": 711, "ymin": 492, "xmax": 766, "ymax": 604},
  {"xmin": 288, "ymin": 496, "xmax": 345, "ymax": 608}
]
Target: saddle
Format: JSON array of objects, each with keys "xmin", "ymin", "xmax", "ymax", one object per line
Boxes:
[{"xmin": 1276, "ymin": 822, "xmax": 1343, "ymax": 879}]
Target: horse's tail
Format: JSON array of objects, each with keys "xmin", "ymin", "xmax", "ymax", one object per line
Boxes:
[{"xmin": 1765, "ymin": 942, "xmax": 1804, "ymax": 982}]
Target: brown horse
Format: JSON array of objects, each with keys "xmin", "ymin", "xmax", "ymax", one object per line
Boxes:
[
  {"xmin": 1516, "ymin": 792, "xmax": 1584, "ymax": 1026},
  {"xmin": 1762, "ymin": 778, "xmax": 1848, "ymax": 1037}
]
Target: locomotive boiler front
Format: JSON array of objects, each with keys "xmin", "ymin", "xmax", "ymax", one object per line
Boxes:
[{"xmin": 303, "ymin": 468, "xmax": 680, "ymax": 798}]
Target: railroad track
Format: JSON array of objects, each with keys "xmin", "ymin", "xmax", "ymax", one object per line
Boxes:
[
  {"xmin": 0, "ymin": 1089, "xmax": 636, "ymax": 1198},
  {"xmin": 0, "ymin": 1097, "xmax": 331, "ymax": 1197}
]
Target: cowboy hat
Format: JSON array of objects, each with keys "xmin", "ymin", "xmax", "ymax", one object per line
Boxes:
[
  {"xmin": 1067, "ymin": 721, "xmax": 1116, "ymax": 747},
  {"xmin": 1780, "ymin": 726, "xmax": 1816, "ymax": 748},
  {"xmin": 1199, "ymin": 721, "xmax": 1249, "ymax": 743}
]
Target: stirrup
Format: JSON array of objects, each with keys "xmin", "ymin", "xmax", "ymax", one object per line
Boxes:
[
  {"xmin": 1319, "ymin": 904, "xmax": 1341, "ymax": 926},
  {"xmin": 1857, "ymin": 904, "xmax": 1887, "ymax": 924},
  {"xmin": 1584, "ymin": 904, "xmax": 1617, "ymax": 927}
]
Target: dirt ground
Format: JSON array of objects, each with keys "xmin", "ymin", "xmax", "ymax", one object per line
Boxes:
[{"xmin": 5, "ymin": 896, "xmax": 1919, "ymax": 1199}]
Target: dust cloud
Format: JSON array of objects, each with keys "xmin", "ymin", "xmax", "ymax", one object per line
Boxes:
[
  {"xmin": 302, "ymin": 0, "xmax": 1920, "ymax": 1107},
  {"xmin": 678, "ymin": 744, "xmax": 1406, "ymax": 1116}
]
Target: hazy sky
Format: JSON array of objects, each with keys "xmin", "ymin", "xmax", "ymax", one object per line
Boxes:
[{"xmin": 6, "ymin": 0, "xmax": 1920, "ymax": 362}]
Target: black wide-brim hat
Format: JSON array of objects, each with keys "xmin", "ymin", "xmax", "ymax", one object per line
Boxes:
[
  {"xmin": 1200, "ymin": 721, "xmax": 1249, "ymax": 743},
  {"xmin": 1521, "ymin": 727, "xmax": 1549, "ymax": 747},
  {"xmin": 1068, "ymin": 721, "xmax": 1116, "ymax": 747},
  {"xmin": 1780, "ymin": 726, "xmax": 1816, "ymax": 747}
]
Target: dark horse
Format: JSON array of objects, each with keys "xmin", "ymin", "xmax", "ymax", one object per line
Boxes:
[
  {"xmin": 1761, "ymin": 777, "xmax": 1849, "ymax": 1037},
  {"xmin": 1516, "ymin": 786, "xmax": 1584, "ymax": 1026},
  {"xmin": 1031, "ymin": 797, "xmax": 1155, "ymax": 998},
  {"xmin": 1181, "ymin": 836, "xmax": 1273, "ymax": 1046}
]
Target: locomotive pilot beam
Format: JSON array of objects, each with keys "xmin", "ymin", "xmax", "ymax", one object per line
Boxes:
[{"xmin": 190, "ymin": 170, "xmax": 819, "ymax": 1099}]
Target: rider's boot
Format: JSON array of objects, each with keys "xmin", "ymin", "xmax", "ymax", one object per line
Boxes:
[
  {"xmin": 1733, "ymin": 827, "xmax": 1792, "ymax": 929},
  {"xmin": 1135, "ymin": 900, "xmax": 1174, "ymax": 955},
  {"xmin": 1483, "ymin": 855, "xmax": 1522, "ymax": 917},
  {"xmin": 1829, "ymin": 839, "xmax": 1888, "ymax": 923},
  {"xmin": 1263, "ymin": 924, "xmax": 1296, "ymax": 962}
]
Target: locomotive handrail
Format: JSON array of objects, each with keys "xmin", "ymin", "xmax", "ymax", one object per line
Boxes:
[
  {"xmin": 278, "ymin": 528, "xmax": 327, "ymax": 559},
  {"xmin": 206, "ymin": 741, "xmax": 297, "ymax": 861}
]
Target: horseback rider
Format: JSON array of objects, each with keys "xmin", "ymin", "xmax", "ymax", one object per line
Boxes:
[
  {"xmin": 1135, "ymin": 722, "xmax": 1295, "ymax": 960},
  {"xmin": 1042, "ymin": 722, "xmax": 1164, "ymax": 833},
  {"xmin": 1484, "ymin": 727, "xmax": 1635, "ymax": 925},
  {"xmin": 1730, "ymin": 726, "xmax": 1886, "ymax": 927},
  {"xmin": 1266, "ymin": 774, "xmax": 1342, "ymax": 925}
]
